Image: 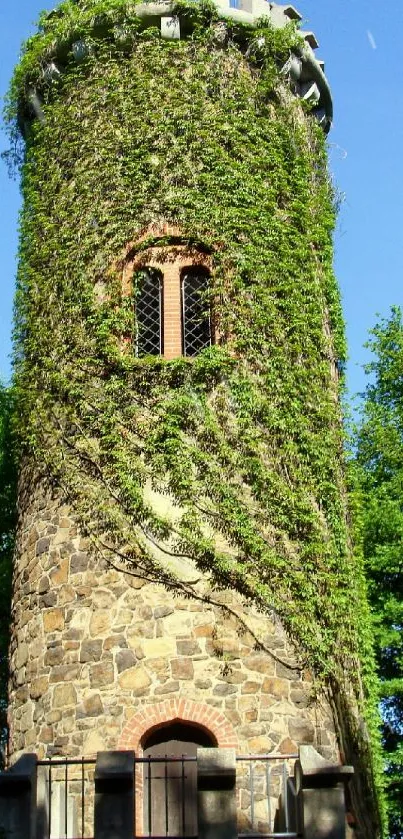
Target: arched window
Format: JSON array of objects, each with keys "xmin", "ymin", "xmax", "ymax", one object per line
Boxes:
[
  {"xmin": 133, "ymin": 267, "xmax": 163, "ymax": 356},
  {"xmin": 181, "ymin": 267, "xmax": 212, "ymax": 357},
  {"xmin": 143, "ymin": 721, "xmax": 216, "ymax": 836}
]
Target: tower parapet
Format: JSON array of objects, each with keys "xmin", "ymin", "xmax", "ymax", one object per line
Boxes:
[{"xmin": 17, "ymin": 0, "xmax": 332, "ymax": 134}]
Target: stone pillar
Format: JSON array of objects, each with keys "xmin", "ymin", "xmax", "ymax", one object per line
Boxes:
[
  {"xmin": 0, "ymin": 754, "xmax": 37, "ymax": 839},
  {"xmin": 94, "ymin": 751, "xmax": 135, "ymax": 839},
  {"xmin": 197, "ymin": 748, "xmax": 237, "ymax": 839},
  {"xmin": 295, "ymin": 745, "xmax": 354, "ymax": 839}
]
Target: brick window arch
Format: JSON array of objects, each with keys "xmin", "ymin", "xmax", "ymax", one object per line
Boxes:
[{"xmin": 121, "ymin": 236, "xmax": 214, "ymax": 360}]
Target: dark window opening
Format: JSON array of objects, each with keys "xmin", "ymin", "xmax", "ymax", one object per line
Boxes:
[
  {"xmin": 181, "ymin": 267, "xmax": 212, "ymax": 357},
  {"xmin": 143, "ymin": 721, "xmax": 216, "ymax": 837},
  {"xmin": 134, "ymin": 267, "xmax": 163, "ymax": 356}
]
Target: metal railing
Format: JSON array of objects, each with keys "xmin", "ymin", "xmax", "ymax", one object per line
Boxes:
[
  {"xmin": 236, "ymin": 753, "xmax": 300, "ymax": 839},
  {"xmin": 36, "ymin": 752, "xmax": 299, "ymax": 839},
  {"xmin": 37, "ymin": 757, "xmax": 96, "ymax": 839}
]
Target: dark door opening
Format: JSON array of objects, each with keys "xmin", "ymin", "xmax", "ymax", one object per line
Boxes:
[{"xmin": 143, "ymin": 722, "xmax": 216, "ymax": 837}]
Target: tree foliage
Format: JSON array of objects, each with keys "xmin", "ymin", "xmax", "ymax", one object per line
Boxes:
[{"xmin": 355, "ymin": 306, "xmax": 403, "ymax": 838}]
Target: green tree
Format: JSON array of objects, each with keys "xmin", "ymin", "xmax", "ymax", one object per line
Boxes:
[
  {"xmin": 355, "ymin": 306, "xmax": 403, "ymax": 838},
  {"xmin": 0, "ymin": 384, "xmax": 16, "ymax": 763}
]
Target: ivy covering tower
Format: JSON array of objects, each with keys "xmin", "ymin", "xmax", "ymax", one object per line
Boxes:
[{"xmin": 5, "ymin": 1, "xmax": 382, "ymax": 836}]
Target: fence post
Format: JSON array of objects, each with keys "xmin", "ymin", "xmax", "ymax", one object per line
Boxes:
[
  {"xmin": 0, "ymin": 754, "xmax": 37, "ymax": 839},
  {"xmin": 295, "ymin": 745, "xmax": 354, "ymax": 839},
  {"xmin": 197, "ymin": 748, "xmax": 237, "ymax": 839},
  {"xmin": 94, "ymin": 751, "xmax": 135, "ymax": 839}
]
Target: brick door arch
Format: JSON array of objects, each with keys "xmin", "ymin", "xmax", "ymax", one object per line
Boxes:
[
  {"xmin": 118, "ymin": 698, "xmax": 238, "ymax": 752},
  {"xmin": 118, "ymin": 699, "xmax": 238, "ymax": 836}
]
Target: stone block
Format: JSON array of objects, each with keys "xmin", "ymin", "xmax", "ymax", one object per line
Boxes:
[
  {"xmin": 36, "ymin": 537, "xmax": 50, "ymax": 556},
  {"xmin": 177, "ymin": 639, "xmax": 201, "ymax": 655},
  {"xmin": 194, "ymin": 623, "xmax": 214, "ymax": 637},
  {"xmin": 93, "ymin": 589, "xmax": 117, "ymax": 608},
  {"xmin": 154, "ymin": 680, "xmax": 179, "ymax": 695},
  {"xmin": 104, "ymin": 634, "xmax": 127, "ymax": 651},
  {"xmin": 70, "ymin": 608, "xmax": 91, "ymax": 630},
  {"xmin": 76, "ymin": 694, "xmax": 104, "ymax": 718},
  {"xmin": 276, "ymin": 661, "xmax": 299, "ymax": 679},
  {"xmin": 49, "ymin": 663, "xmax": 80, "ymax": 683},
  {"xmin": 58, "ymin": 585, "xmax": 76, "ymax": 605},
  {"xmin": 80, "ymin": 639, "xmax": 103, "ymax": 663},
  {"xmin": 116, "ymin": 649, "xmax": 137, "ymax": 673},
  {"xmin": 143, "ymin": 637, "xmax": 176, "ymax": 657},
  {"xmin": 247, "ymin": 735, "xmax": 271, "ymax": 753},
  {"xmin": 289, "ymin": 718, "xmax": 315, "ymax": 744},
  {"xmin": 90, "ymin": 661, "xmax": 115, "ymax": 687},
  {"xmin": 262, "ymin": 677, "xmax": 289, "ymax": 698},
  {"xmin": 154, "ymin": 605, "xmax": 174, "ymax": 618},
  {"xmin": 213, "ymin": 683, "xmax": 237, "ymax": 696},
  {"xmin": 171, "ymin": 657, "xmax": 194, "ymax": 679},
  {"xmin": 279, "ymin": 737, "xmax": 297, "ymax": 754},
  {"xmin": 241, "ymin": 680, "xmax": 260, "ymax": 694},
  {"xmin": 38, "ymin": 576, "xmax": 50, "ymax": 593},
  {"xmin": 90, "ymin": 610, "xmax": 112, "ymax": 636},
  {"xmin": 243, "ymin": 654, "xmax": 275, "ymax": 676},
  {"xmin": 296, "ymin": 745, "xmax": 354, "ymax": 839},
  {"xmin": 118, "ymin": 665, "xmax": 151, "ymax": 693},
  {"xmin": 44, "ymin": 646, "xmax": 64, "ymax": 666},
  {"xmin": 39, "ymin": 592, "xmax": 58, "ymax": 608},
  {"xmin": 290, "ymin": 688, "xmax": 311, "ymax": 708},
  {"xmin": 52, "ymin": 527, "xmax": 71, "ymax": 545},
  {"xmin": 83, "ymin": 729, "xmax": 106, "ymax": 756},
  {"xmin": 15, "ymin": 642, "xmax": 28, "ymax": 669},
  {"xmin": 43, "ymin": 609, "xmax": 64, "ymax": 632},
  {"xmin": 70, "ymin": 552, "xmax": 88, "ymax": 573},
  {"xmin": 53, "ymin": 683, "xmax": 77, "ymax": 708},
  {"xmin": 195, "ymin": 679, "xmax": 212, "ymax": 689},
  {"xmin": 50, "ymin": 558, "xmax": 69, "ymax": 585}
]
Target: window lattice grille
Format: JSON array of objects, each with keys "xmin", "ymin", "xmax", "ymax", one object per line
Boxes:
[
  {"xmin": 134, "ymin": 268, "xmax": 163, "ymax": 356},
  {"xmin": 181, "ymin": 268, "xmax": 212, "ymax": 357}
]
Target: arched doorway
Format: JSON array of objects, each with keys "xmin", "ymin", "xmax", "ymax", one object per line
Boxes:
[{"xmin": 142, "ymin": 721, "xmax": 216, "ymax": 837}]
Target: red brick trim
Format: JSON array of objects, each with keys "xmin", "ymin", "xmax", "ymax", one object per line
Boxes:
[
  {"xmin": 119, "ymin": 699, "xmax": 238, "ymax": 836},
  {"xmin": 118, "ymin": 698, "xmax": 238, "ymax": 752}
]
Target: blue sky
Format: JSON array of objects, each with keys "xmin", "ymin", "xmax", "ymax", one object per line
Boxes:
[{"xmin": 0, "ymin": 0, "xmax": 402, "ymax": 402}]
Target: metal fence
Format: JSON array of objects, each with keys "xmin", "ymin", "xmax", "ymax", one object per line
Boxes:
[
  {"xmin": 236, "ymin": 754, "xmax": 300, "ymax": 839},
  {"xmin": 36, "ymin": 753, "xmax": 299, "ymax": 839},
  {"xmin": 37, "ymin": 757, "xmax": 96, "ymax": 839}
]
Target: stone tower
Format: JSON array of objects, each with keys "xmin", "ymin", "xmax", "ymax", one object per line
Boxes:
[{"xmin": 7, "ymin": 1, "xmax": 380, "ymax": 835}]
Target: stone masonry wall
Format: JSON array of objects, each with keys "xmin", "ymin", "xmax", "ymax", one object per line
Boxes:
[{"xmin": 8, "ymin": 479, "xmax": 338, "ymax": 768}]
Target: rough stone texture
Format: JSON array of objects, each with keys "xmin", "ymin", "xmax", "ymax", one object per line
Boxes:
[{"xmin": 8, "ymin": 483, "xmax": 339, "ymax": 770}]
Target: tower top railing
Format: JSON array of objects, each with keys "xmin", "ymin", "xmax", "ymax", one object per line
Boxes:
[{"xmin": 17, "ymin": 0, "xmax": 332, "ymax": 135}]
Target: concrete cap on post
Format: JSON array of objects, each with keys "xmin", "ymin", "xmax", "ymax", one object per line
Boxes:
[
  {"xmin": 295, "ymin": 746, "xmax": 354, "ymax": 839},
  {"xmin": 296, "ymin": 745, "xmax": 354, "ymax": 790},
  {"xmin": 0, "ymin": 754, "xmax": 38, "ymax": 839},
  {"xmin": 94, "ymin": 751, "xmax": 135, "ymax": 839},
  {"xmin": 95, "ymin": 750, "xmax": 135, "ymax": 787},
  {"xmin": 197, "ymin": 748, "xmax": 236, "ymax": 788},
  {"xmin": 197, "ymin": 748, "xmax": 237, "ymax": 839}
]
